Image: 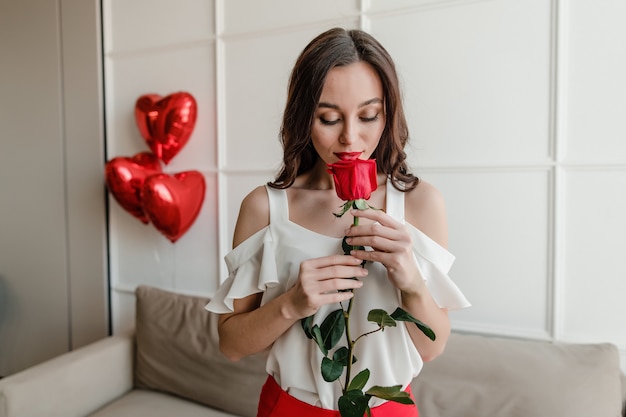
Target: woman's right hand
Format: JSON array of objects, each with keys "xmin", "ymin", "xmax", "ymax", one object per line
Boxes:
[{"xmin": 284, "ymin": 254, "xmax": 368, "ymax": 319}]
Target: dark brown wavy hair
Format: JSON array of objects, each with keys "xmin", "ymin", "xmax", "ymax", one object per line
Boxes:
[{"xmin": 269, "ymin": 27, "xmax": 418, "ymax": 192}]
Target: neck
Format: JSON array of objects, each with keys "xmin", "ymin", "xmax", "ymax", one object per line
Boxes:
[{"xmin": 298, "ymin": 159, "xmax": 335, "ymax": 190}]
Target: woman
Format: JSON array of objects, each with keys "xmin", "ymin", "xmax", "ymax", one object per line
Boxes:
[{"xmin": 206, "ymin": 27, "xmax": 469, "ymax": 417}]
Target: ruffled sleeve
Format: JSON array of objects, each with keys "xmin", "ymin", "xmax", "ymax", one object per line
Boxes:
[
  {"xmin": 205, "ymin": 226, "xmax": 280, "ymax": 314},
  {"xmin": 408, "ymin": 224, "xmax": 471, "ymax": 310}
]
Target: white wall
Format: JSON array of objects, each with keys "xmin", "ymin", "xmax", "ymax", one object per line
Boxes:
[{"xmin": 102, "ymin": 0, "xmax": 626, "ymax": 369}]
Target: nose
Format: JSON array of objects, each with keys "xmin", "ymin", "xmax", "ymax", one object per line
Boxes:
[{"xmin": 339, "ymin": 119, "xmax": 357, "ymax": 145}]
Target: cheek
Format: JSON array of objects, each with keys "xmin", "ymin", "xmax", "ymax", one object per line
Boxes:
[
  {"xmin": 366, "ymin": 122, "xmax": 385, "ymax": 143},
  {"xmin": 310, "ymin": 133, "xmax": 332, "ymax": 163},
  {"xmin": 311, "ymin": 126, "xmax": 336, "ymax": 148},
  {"xmin": 363, "ymin": 125, "xmax": 385, "ymax": 157}
]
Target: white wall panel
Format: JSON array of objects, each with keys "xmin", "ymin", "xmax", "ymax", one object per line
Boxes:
[
  {"xmin": 367, "ymin": 0, "xmax": 473, "ymax": 13},
  {"xmin": 222, "ymin": 0, "xmax": 359, "ymax": 35},
  {"xmin": 223, "ymin": 24, "xmax": 358, "ymax": 171},
  {"xmin": 564, "ymin": 0, "xmax": 626, "ymax": 163},
  {"xmin": 369, "ymin": 0, "xmax": 552, "ymax": 167},
  {"xmin": 104, "ymin": 0, "xmax": 214, "ymax": 53},
  {"xmin": 561, "ymin": 169, "xmax": 626, "ymax": 345},
  {"xmin": 424, "ymin": 169, "xmax": 552, "ymax": 338},
  {"xmin": 104, "ymin": 45, "xmax": 216, "ymax": 171}
]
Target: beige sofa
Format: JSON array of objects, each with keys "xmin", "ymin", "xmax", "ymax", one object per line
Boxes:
[{"xmin": 1, "ymin": 285, "xmax": 625, "ymax": 417}]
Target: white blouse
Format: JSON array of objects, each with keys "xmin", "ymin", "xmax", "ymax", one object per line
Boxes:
[{"xmin": 206, "ymin": 181, "xmax": 470, "ymax": 409}]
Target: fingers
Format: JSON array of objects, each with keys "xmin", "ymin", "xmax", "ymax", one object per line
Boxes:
[
  {"xmin": 345, "ymin": 220, "xmax": 409, "ymax": 253},
  {"xmin": 305, "ymin": 254, "xmax": 365, "ymax": 269},
  {"xmin": 292, "ymin": 255, "xmax": 367, "ymax": 317},
  {"xmin": 298, "ymin": 255, "xmax": 367, "ymax": 292},
  {"xmin": 300, "ymin": 256, "xmax": 368, "ymax": 284},
  {"xmin": 343, "ymin": 209, "xmax": 414, "ymax": 270},
  {"xmin": 347, "ymin": 208, "xmax": 401, "ymax": 228},
  {"xmin": 345, "ymin": 209, "xmax": 404, "ymax": 240},
  {"xmin": 320, "ymin": 276, "xmax": 364, "ymax": 294}
]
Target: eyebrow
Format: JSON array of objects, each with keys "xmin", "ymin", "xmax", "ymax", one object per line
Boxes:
[{"xmin": 317, "ymin": 97, "xmax": 383, "ymax": 109}]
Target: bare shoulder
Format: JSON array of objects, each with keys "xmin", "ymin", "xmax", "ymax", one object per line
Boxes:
[
  {"xmin": 404, "ymin": 180, "xmax": 449, "ymax": 248},
  {"xmin": 232, "ymin": 185, "xmax": 270, "ymax": 248}
]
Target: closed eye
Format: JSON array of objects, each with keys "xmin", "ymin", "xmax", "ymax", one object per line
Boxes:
[
  {"xmin": 320, "ymin": 117, "xmax": 340, "ymax": 126},
  {"xmin": 360, "ymin": 114, "xmax": 379, "ymax": 122}
]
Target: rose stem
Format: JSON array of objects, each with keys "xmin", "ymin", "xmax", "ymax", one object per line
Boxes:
[{"xmin": 343, "ymin": 214, "xmax": 359, "ymax": 393}]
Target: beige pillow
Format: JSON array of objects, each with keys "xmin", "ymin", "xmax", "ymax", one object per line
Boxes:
[
  {"xmin": 411, "ymin": 332, "xmax": 623, "ymax": 417},
  {"xmin": 134, "ymin": 285, "xmax": 268, "ymax": 417}
]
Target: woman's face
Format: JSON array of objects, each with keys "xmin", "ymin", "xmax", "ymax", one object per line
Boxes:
[{"xmin": 311, "ymin": 61, "xmax": 386, "ymax": 165}]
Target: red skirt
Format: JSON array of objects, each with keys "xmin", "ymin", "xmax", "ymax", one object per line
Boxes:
[{"xmin": 257, "ymin": 375, "xmax": 419, "ymax": 417}]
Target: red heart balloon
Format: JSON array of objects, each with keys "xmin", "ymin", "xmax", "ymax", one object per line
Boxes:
[
  {"xmin": 142, "ymin": 171, "xmax": 206, "ymax": 243},
  {"xmin": 104, "ymin": 152, "xmax": 162, "ymax": 224},
  {"xmin": 134, "ymin": 92, "xmax": 198, "ymax": 164}
]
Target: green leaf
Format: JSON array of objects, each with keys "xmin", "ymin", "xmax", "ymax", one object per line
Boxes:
[
  {"xmin": 365, "ymin": 385, "xmax": 414, "ymax": 405},
  {"xmin": 390, "ymin": 307, "xmax": 436, "ymax": 341},
  {"xmin": 301, "ymin": 315, "xmax": 314, "ymax": 339},
  {"xmin": 310, "ymin": 325, "xmax": 328, "ymax": 356},
  {"xmin": 320, "ymin": 309, "xmax": 345, "ymax": 350},
  {"xmin": 338, "ymin": 390, "xmax": 370, "ymax": 417},
  {"xmin": 367, "ymin": 309, "xmax": 397, "ymax": 329},
  {"xmin": 321, "ymin": 356, "xmax": 344, "ymax": 382},
  {"xmin": 347, "ymin": 368, "xmax": 370, "ymax": 392},
  {"xmin": 332, "ymin": 347, "xmax": 357, "ymax": 367},
  {"xmin": 334, "ymin": 201, "xmax": 353, "ymax": 218},
  {"xmin": 353, "ymin": 199, "xmax": 368, "ymax": 210}
]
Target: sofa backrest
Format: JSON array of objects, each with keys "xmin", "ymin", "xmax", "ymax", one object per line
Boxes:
[{"xmin": 412, "ymin": 332, "xmax": 626, "ymax": 417}]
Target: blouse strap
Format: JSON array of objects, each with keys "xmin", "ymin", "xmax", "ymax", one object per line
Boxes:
[
  {"xmin": 385, "ymin": 179, "xmax": 405, "ymax": 222},
  {"xmin": 264, "ymin": 184, "xmax": 289, "ymax": 225}
]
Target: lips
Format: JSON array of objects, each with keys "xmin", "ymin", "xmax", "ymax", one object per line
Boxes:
[{"xmin": 334, "ymin": 152, "xmax": 362, "ymax": 161}]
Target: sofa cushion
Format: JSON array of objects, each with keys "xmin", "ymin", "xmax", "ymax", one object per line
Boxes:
[
  {"xmin": 411, "ymin": 332, "xmax": 623, "ymax": 417},
  {"xmin": 134, "ymin": 285, "xmax": 268, "ymax": 417},
  {"xmin": 89, "ymin": 389, "xmax": 237, "ymax": 417}
]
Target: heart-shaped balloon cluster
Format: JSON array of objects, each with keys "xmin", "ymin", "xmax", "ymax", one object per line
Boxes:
[{"xmin": 104, "ymin": 92, "xmax": 205, "ymax": 243}]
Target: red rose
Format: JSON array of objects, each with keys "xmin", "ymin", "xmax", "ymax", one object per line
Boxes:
[{"xmin": 327, "ymin": 159, "xmax": 378, "ymax": 201}]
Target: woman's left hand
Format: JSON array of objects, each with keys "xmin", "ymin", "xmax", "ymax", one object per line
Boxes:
[{"xmin": 344, "ymin": 208, "xmax": 424, "ymax": 294}]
